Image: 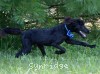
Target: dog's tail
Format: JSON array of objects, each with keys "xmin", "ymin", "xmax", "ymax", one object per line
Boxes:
[{"xmin": 3, "ymin": 27, "xmax": 22, "ymax": 35}]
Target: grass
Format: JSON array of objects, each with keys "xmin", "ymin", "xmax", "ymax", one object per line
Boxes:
[{"xmin": 0, "ymin": 33, "xmax": 100, "ymax": 74}]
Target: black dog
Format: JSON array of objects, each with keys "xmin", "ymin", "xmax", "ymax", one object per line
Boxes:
[{"xmin": 2, "ymin": 18, "xmax": 96, "ymax": 58}]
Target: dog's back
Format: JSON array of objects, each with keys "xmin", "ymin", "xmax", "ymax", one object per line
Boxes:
[{"xmin": 22, "ymin": 27, "xmax": 63, "ymax": 45}]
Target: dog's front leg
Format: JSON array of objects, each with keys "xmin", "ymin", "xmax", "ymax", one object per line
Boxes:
[{"xmin": 65, "ymin": 39, "xmax": 96, "ymax": 48}]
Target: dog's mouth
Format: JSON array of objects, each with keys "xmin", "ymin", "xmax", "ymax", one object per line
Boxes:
[{"xmin": 79, "ymin": 31, "xmax": 87, "ymax": 38}]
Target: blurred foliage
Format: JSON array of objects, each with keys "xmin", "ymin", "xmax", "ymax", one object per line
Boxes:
[
  {"xmin": 0, "ymin": 0, "xmax": 48, "ymax": 28},
  {"xmin": 0, "ymin": 0, "xmax": 100, "ymax": 28}
]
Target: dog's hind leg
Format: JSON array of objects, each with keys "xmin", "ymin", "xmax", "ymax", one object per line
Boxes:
[
  {"xmin": 15, "ymin": 38, "xmax": 32, "ymax": 58},
  {"xmin": 37, "ymin": 45, "xmax": 46, "ymax": 56},
  {"xmin": 51, "ymin": 44, "xmax": 66, "ymax": 54}
]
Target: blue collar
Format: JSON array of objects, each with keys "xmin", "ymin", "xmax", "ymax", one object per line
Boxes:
[{"xmin": 64, "ymin": 24, "xmax": 74, "ymax": 38}]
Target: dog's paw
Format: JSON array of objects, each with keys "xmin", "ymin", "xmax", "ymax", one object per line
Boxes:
[
  {"xmin": 55, "ymin": 50, "xmax": 66, "ymax": 54},
  {"xmin": 15, "ymin": 53, "xmax": 21, "ymax": 58},
  {"xmin": 15, "ymin": 54, "xmax": 19, "ymax": 58},
  {"xmin": 55, "ymin": 51, "xmax": 60, "ymax": 54},
  {"xmin": 90, "ymin": 45, "xmax": 96, "ymax": 48}
]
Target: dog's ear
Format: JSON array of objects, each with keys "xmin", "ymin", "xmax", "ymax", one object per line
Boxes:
[
  {"xmin": 75, "ymin": 19, "xmax": 84, "ymax": 25},
  {"xmin": 64, "ymin": 17, "xmax": 74, "ymax": 24}
]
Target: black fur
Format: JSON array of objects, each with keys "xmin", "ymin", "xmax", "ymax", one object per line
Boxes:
[{"xmin": 1, "ymin": 18, "xmax": 96, "ymax": 58}]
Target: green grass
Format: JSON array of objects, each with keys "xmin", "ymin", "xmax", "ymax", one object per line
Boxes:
[{"xmin": 0, "ymin": 35, "xmax": 100, "ymax": 74}]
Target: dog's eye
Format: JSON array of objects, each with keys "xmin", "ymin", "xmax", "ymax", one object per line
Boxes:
[{"xmin": 75, "ymin": 25, "xmax": 81, "ymax": 30}]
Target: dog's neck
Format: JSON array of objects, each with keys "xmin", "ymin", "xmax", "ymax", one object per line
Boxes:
[
  {"xmin": 64, "ymin": 24, "xmax": 69, "ymax": 31},
  {"xmin": 64, "ymin": 24, "xmax": 74, "ymax": 38},
  {"xmin": 57, "ymin": 23, "xmax": 74, "ymax": 38}
]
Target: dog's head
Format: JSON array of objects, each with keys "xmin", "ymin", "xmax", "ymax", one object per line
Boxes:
[{"xmin": 64, "ymin": 17, "xmax": 89, "ymax": 38}]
